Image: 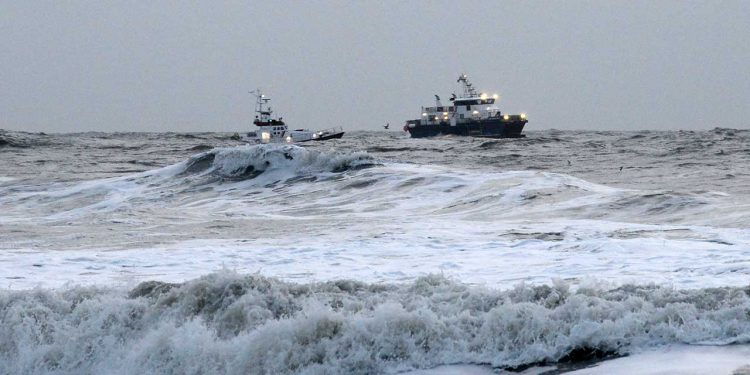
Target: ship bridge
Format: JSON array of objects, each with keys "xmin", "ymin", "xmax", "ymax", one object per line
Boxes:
[{"xmin": 421, "ymin": 93, "xmax": 502, "ymax": 125}]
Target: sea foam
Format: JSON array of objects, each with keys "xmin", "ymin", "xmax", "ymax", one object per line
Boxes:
[{"xmin": 2, "ymin": 273, "xmax": 750, "ymax": 374}]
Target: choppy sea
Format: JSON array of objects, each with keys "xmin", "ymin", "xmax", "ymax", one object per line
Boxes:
[{"xmin": 1, "ymin": 128, "xmax": 749, "ymax": 374}]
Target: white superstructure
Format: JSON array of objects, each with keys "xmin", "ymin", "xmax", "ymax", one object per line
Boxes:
[
  {"xmin": 249, "ymin": 89, "xmax": 293, "ymax": 143},
  {"xmin": 418, "ymin": 74, "xmax": 521, "ymax": 127}
]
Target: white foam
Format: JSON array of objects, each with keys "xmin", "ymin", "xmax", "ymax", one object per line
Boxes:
[
  {"xmin": 404, "ymin": 345, "xmax": 750, "ymax": 375},
  {"xmin": 569, "ymin": 344, "xmax": 750, "ymax": 374},
  {"xmin": 2, "ymin": 218, "xmax": 749, "ymax": 291},
  {"xmin": 1, "ymin": 146, "xmax": 749, "ymax": 290},
  {"xmin": 3, "ymin": 273, "xmax": 750, "ymax": 374}
]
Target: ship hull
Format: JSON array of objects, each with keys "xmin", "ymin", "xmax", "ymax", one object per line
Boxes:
[
  {"xmin": 406, "ymin": 119, "xmax": 526, "ymax": 139},
  {"xmin": 313, "ymin": 131, "xmax": 345, "ymax": 141}
]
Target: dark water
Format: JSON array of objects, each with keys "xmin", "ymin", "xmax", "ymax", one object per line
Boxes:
[
  {"xmin": 1, "ymin": 128, "xmax": 749, "ymax": 374},
  {"xmin": 2, "ymin": 128, "xmax": 748, "ymax": 193}
]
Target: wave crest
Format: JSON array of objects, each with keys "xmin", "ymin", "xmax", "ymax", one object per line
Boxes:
[
  {"xmin": 3, "ymin": 273, "xmax": 750, "ymax": 374},
  {"xmin": 0, "ymin": 130, "xmax": 52, "ymax": 148},
  {"xmin": 180, "ymin": 144, "xmax": 378, "ymax": 180}
]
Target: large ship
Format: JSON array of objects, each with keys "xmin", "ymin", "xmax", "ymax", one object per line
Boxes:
[
  {"xmin": 404, "ymin": 74, "xmax": 527, "ymax": 138},
  {"xmin": 247, "ymin": 89, "xmax": 344, "ymax": 143}
]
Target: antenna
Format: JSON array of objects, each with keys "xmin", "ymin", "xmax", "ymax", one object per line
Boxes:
[
  {"xmin": 457, "ymin": 73, "xmax": 478, "ymax": 97},
  {"xmin": 250, "ymin": 88, "xmax": 273, "ymax": 124}
]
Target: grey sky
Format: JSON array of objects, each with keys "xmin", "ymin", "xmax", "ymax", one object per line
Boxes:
[{"xmin": 2, "ymin": 1, "xmax": 749, "ymax": 132}]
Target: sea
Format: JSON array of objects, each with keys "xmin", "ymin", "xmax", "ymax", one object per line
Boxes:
[{"xmin": 1, "ymin": 128, "xmax": 749, "ymax": 374}]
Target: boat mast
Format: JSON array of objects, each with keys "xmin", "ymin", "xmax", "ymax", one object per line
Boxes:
[
  {"xmin": 457, "ymin": 73, "xmax": 478, "ymax": 98},
  {"xmin": 250, "ymin": 89, "xmax": 273, "ymax": 124}
]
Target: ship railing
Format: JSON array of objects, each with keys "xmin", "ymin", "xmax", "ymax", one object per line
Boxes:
[{"xmin": 492, "ymin": 113, "xmax": 527, "ymax": 121}]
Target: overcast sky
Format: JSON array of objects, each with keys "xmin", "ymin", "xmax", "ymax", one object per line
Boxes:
[{"xmin": 2, "ymin": 1, "xmax": 749, "ymax": 133}]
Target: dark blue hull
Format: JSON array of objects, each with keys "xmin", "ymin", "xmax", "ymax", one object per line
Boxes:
[{"xmin": 406, "ymin": 118, "xmax": 527, "ymax": 138}]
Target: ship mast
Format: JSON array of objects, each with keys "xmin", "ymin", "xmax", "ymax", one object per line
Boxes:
[
  {"xmin": 250, "ymin": 89, "xmax": 273, "ymax": 125},
  {"xmin": 457, "ymin": 73, "xmax": 478, "ymax": 98}
]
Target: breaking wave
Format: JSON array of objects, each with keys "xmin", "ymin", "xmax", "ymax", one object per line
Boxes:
[
  {"xmin": 2, "ymin": 273, "xmax": 750, "ymax": 374},
  {"xmin": 0, "ymin": 130, "xmax": 52, "ymax": 148},
  {"xmin": 0, "ymin": 144, "xmax": 379, "ymax": 218},
  {"xmin": 179, "ymin": 144, "xmax": 378, "ymax": 180},
  {"xmin": 1, "ymin": 143, "xmax": 745, "ymax": 228}
]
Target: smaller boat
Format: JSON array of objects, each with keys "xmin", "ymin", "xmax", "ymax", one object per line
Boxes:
[
  {"xmin": 311, "ymin": 127, "xmax": 345, "ymax": 141},
  {"xmin": 285, "ymin": 127, "xmax": 345, "ymax": 142},
  {"xmin": 246, "ymin": 90, "xmax": 344, "ymax": 143}
]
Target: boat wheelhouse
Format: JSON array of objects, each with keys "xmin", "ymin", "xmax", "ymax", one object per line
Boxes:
[
  {"xmin": 247, "ymin": 89, "xmax": 292, "ymax": 143},
  {"xmin": 404, "ymin": 74, "xmax": 527, "ymax": 138}
]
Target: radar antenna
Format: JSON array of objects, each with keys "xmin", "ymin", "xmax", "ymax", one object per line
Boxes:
[
  {"xmin": 457, "ymin": 73, "xmax": 478, "ymax": 98},
  {"xmin": 250, "ymin": 89, "xmax": 276, "ymax": 125}
]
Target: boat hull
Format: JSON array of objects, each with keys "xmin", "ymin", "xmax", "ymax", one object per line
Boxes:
[
  {"xmin": 313, "ymin": 131, "xmax": 345, "ymax": 141},
  {"xmin": 406, "ymin": 119, "xmax": 526, "ymax": 139}
]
